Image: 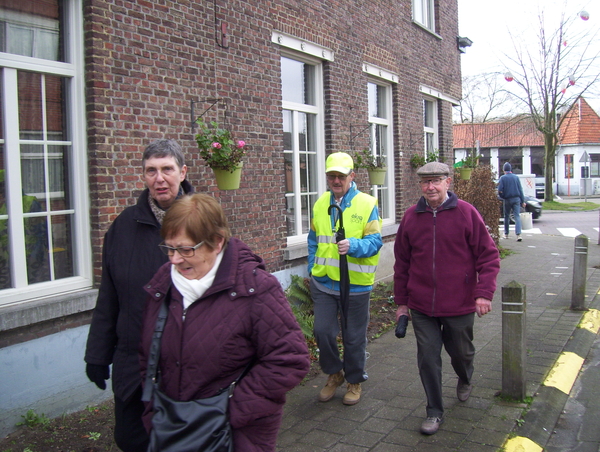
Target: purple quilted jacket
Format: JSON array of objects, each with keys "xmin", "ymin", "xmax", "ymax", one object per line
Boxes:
[{"xmin": 139, "ymin": 237, "xmax": 310, "ymax": 434}]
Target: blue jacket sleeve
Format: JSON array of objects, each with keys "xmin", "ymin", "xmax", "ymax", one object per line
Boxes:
[
  {"xmin": 497, "ymin": 177, "xmax": 505, "ymax": 199},
  {"xmin": 307, "ymin": 227, "xmax": 318, "ymax": 274}
]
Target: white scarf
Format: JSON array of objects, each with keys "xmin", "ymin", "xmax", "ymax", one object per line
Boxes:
[{"xmin": 171, "ymin": 250, "xmax": 224, "ymax": 311}]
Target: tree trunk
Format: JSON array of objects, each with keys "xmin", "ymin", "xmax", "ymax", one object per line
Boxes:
[{"xmin": 544, "ymin": 133, "xmax": 555, "ymax": 202}]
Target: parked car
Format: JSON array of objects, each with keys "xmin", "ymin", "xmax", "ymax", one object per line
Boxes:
[{"xmin": 499, "ymin": 196, "xmax": 543, "ymax": 223}]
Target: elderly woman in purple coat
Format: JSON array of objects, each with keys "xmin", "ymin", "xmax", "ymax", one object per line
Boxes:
[{"xmin": 139, "ymin": 193, "xmax": 309, "ymax": 451}]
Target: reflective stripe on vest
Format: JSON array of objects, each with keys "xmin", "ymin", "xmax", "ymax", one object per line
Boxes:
[{"xmin": 314, "ymin": 256, "xmax": 378, "ymax": 274}]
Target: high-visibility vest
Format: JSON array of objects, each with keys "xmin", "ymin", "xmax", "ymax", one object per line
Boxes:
[{"xmin": 311, "ymin": 192, "xmax": 381, "ymax": 286}]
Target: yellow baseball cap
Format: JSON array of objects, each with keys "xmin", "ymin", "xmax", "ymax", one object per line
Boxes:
[{"xmin": 325, "ymin": 152, "xmax": 354, "ymax": 175}]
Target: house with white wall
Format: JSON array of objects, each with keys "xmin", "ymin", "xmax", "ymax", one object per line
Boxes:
[{"xmin": 453, "ymin": 97, "xmax": 600, "ymax": 197}]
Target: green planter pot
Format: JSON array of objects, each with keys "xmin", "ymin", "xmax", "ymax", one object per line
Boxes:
[
  {"xmin": 459, "ymin": 168, "xmax": 473, "ymax": 180},
  {"xmin": 367, "ymin": 168, "xmax": 387, "ymax": 185},
  {"xmin": 212, "ymin": 163, "xmax": 243, "ymax": 190}
]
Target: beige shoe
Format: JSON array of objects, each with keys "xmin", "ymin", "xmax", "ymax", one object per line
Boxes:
[
  {"xmin": 342, "ymin": 383, "xmax": 362, "ymax": 405},
  {"xmin": 421, "ymin": 416, "xmax": 443, "ymax": 435},
  {"xmin": 318, "ymin": 371, "xmax": 344, "ymax": 402}
]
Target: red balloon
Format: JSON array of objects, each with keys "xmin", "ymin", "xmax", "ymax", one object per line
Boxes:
[{"xmin": 580, "ymin": 10, "xmax": 589, "ymax": 21}]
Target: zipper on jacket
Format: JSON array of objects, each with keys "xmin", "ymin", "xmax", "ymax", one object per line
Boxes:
[{"xmin": 431, "ymin": 209, "xmax": 437, "ymax": 316}]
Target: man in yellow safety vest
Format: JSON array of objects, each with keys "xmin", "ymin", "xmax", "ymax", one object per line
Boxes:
[{"xmin": 308, "ymin": 152, "xmax": 382, "ymax": 406}]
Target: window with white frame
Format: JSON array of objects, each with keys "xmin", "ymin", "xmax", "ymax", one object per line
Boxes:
[
  {"xmin": 0, "ymin": 0, "xmax": 91, "ymax": 306},
  {"xmin": 367, "ymin": 81, "xmax": 394, "ymax": 223},
  {"xmin": 423, "ymin": 98, "xmax": 438, "ymax": 155},
  {"xmin": 590, "ymin": 154, "xmax": 600, "ymax": 177},
  {"xmin": 413, "ymin": 0, "xmax": 435, "ymax": 31},
  {"xmin": 281, "ymin": 55, "xmax": 325, "ymax": 245}
]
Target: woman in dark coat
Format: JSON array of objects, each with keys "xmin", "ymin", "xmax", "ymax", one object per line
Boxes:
[
  {"xmin": 139, "ymin": 193, "xmax": 310, "ymax": 451},
  {"xmin": 85, "ymin": 139, "xmax": 192, "ymax": 452}
]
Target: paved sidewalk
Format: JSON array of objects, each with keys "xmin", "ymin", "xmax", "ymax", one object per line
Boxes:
[{"xmin": 277, "ymin": 232, "xmax": 600, "ymax": 451}]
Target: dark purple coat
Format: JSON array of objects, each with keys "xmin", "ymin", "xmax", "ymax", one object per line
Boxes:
[
  {"xmin": 394, "ymin": 191, "xmax": 500, "ymax": 316},
  {"xmin": 139, "ymin": 237, "xmax": 310, "ymax": 448}
]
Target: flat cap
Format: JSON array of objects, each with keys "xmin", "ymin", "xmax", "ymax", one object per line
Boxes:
[{"xmin": 416, "ymin": 161, "xmax": 450, "ymax": 177}]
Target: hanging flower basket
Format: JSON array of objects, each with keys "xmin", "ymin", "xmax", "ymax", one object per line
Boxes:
[
  {"xmin": 353, "ymin": 149, "xmax": 387, "ymax": 185},
  {"xmin": 212, "ymin": 163, "xmax": 243, "ymax": 190},
  {"xmin": 367, "ymin": 168, "xmax": 387, "ymax": 185},
  {"xmin": 459, "ymin": 167, "xmax": 473, "ymax": 180},
  {"xmin": 195, "ymin": 117, "xmax": 246, "ymax": 190}
]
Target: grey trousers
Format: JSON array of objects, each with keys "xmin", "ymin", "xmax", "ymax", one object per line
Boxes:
[
  {"xmin": 411, "ymin": 309, "xmax": 475, "ymax": 418},
  {"xmin": 311, "ymin": 279, "xmax": 371, "ymax": 384}
]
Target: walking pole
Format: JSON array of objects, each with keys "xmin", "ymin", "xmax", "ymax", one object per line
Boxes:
[{"xmin": 328, "ymin": 204, "xmax": 349, "ymax": 330}]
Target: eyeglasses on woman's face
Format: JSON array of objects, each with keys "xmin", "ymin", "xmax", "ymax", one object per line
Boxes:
[
  {"xmin": 158, "ymin": 241, "xmax": 204, "ymax": 257},
  {"xmin": 419, "ymin": 176, "xmax": 447, "ymax": 187}
]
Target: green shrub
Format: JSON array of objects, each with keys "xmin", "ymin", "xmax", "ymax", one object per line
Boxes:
[
  {"xmin": 453, "ymin": 165, "xmax": 502, "ymax": 247},
  {"xmin": 17, "ymin": 409, "xmax": 50, "ymax": 429}
]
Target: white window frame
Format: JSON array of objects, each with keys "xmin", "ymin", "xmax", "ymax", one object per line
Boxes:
[
  {"xmin": 0, "ymin": 0, "xmax": 91, "ymax": 307},
  {"xmin": 413, "ymin": 0, "xmax": 435, "ymax": 31},
  {"xmin": 365, "ymin": 72, "xmax": 396, "ymax": 227},
  {"xmin": 423, "ymin": 97, "xmax": 438, "ymax": 155},
  {"xmin": 274, "ymin": 32, "xmax": 331, "ymax": 248}
]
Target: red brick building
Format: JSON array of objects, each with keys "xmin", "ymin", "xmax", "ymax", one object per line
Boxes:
[{"xmin": 0, "ymin": 0, "xmax": 463, "ymax": 432}]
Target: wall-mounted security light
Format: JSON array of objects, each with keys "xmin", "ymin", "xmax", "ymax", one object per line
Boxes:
[{"xmin": 457, "ymin": 36, "xmax": 473, "ymax": 54}]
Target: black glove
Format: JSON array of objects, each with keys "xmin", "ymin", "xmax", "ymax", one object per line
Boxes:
[
  {"xmin": 86, "ymin": 363, "xmax": 110, "ymax": 390},
  {"xmin": 395, "ymin": 315, "xmax": 409, "ymax": 339}
]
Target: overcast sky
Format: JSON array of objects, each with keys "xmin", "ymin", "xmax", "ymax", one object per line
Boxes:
[{"xmin": 457, "ymin": 0, "xmax": 600, "ymax": 113}]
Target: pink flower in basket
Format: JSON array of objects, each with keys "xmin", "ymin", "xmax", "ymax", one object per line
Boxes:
[{"xmin": 195, "ymin": 118, "xmax": 246, "ymax": 173}]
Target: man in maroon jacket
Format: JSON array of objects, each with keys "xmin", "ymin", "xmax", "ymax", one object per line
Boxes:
[{"xmin": 393, "ymin": 162, "xmax": 500, "ymax": 435}]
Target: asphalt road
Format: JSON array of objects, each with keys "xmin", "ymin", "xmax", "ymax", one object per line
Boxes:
[
  {"xmin": 525, "ymin": 205, "xmax": 600, "ymax": 451},
  {"xmin": 506, "ymin": 210, "xmax": 600, "ymax": 243}
]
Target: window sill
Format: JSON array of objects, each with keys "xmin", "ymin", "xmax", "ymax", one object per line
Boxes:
[
  {"xmin": 0, "ymin": 289, "xmax": 98, "ymax": 332},
  {"xmin": 412, "ymin": 21, "xmax": 442, "ymax": 40}
]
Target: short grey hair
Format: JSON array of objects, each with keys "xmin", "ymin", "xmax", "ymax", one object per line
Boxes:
[{"xmin": 142, "ymin": 139, "xmax": 185, "ymax": 169}]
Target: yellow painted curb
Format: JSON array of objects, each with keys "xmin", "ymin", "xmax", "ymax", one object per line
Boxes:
[
  {"xmin": 543, "ymin": 351, "xmax": 584, "ymax": 394},
  {"xmin": 503, "ymin": 436, "xmax": 543, "ymax": 452},
  {"xmin": 578, "ymin": 309, "xmax": 600, "ymax": 334}
]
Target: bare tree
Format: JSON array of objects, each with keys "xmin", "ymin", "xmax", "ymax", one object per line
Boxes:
[
  {"xmin": 454, "ymin": 73, "xmax": 522, "ymax": 165},
  {"xmin": 456, "ymin": 73, "xmax": 515, "ymax": 124},
  {"xmin": 503, "ymin": 9, "xmax": 600, "ymax": 201}
]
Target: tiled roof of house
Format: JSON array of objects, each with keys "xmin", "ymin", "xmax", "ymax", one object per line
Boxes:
[
  {"xmin": 453, "ymin": 117, "xmax": 544, "ymax": 149},
  {"xmin": 559, "ymin": 97, "xmax": 600, "ymax": 144},
  {"xmin": 453, "ymin": 97, "xmax": 600, "ymax": 149}
]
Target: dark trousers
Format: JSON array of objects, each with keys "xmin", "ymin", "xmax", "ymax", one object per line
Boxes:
[
  {"xmin": 311, "ymin": 279, "xmax": 371, "ymax": 384},
  {"xmin": 114, "ymin": 385, "xmax": 149, "ymax": 452},
  {"xmin": 411, "ymin": 309, "xmax": 475, "ymax": 418}
]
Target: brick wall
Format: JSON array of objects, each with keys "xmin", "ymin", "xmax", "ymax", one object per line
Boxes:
[{"xmin": 84, "ymin": 0, "xmax": 462, "ymax": 282}]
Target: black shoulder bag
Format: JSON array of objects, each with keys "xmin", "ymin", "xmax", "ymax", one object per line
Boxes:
[{"xmin": 142, "ymin": 297, "xmax": 254, "ymax": 452}]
